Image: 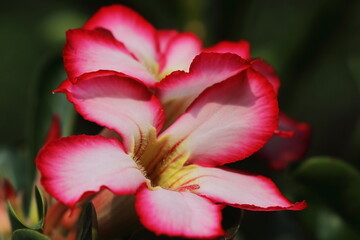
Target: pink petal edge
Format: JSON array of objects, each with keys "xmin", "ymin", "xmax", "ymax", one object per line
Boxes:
[
  {"xmin": 159, "ymin": 32, "xmax": 202, "ymax": 76},
  {"xmin": 194, "ymin": 167, "xmax": 307, "ymax": 211},
  {"xmin": 157, "ymin": 29, "xmax": 179, "ymax": 54},
  {"xmin": 83, "ymin": 4, "xmax": 158, "ymax": 65},
  {"xmin": 63, "ymin": 28, "xmax": 157, "ymax": 86},
  {"xmin": 135, "ymin": 184, "xmax": 225, "ymax": 239},
  {"xmin": 204, "ymin": 40, "xmax": 251, "ymax": 60},
  {"xmin": 36, "ymin": 135, "xmax": 146, "ymax": 207},
  {"xmin": 250, "ymin": 58, "xmax": 281, "ymax": 94}
]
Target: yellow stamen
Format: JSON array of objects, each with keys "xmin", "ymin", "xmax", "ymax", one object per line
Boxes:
[{"xmin": 133, "ymin": 129, "xmax": 199, "ymax": 192}]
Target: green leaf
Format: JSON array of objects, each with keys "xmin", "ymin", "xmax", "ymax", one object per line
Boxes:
[
  {"xmin": 12, "ymin": 229, "xmax": 50, "ymax": 240},
  {"xmin": 77, "ymin": 202, "xmax": 98, "ymax": 240},
  {"xmin": 7, "ymin": 201, "xmax": 28, "ymax": 231},
  {"xmin": 294, "ymin": 156, "xmax": 360, "ymax": 231},
  {"xmin": 34, "ymin": 186, "xmax": 46, "ymax": 229},
  {"xmin": 7, "ymin": 186, "xmax": 46, "ymax": 231},
  {"xmin": 297, "ymin": 192, "xmax": 359, "ymax": 240}
]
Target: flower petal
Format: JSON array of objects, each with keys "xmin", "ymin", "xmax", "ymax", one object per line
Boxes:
[
  {"xmin": 157, "ymin": 53, "xmax": 249, "ymax": 126},
  {"xmin": 63, "ymin": 29, "xmax": 157, "ymax": 86},
  {"xmin": 55, "ymin": 71, "xmax": 165, "ymax": 154},
  {"xmin": 43, "ymin": 115, "xmax": 61, "ymax": 145},
  {"xmin": 258, "ymin": 113, "xmax": 311, "ymax": 170},
  {"xmin": 194, "ymin": 167, "xmax": 307, "ymax": 211},
  {"xmin": 135, "ymin": 184, "xmax": 224, "ymax": 239},
  {"xmin": 204, "ymin": 40, "xmax": 281, "ymax": 94},
  {"xmin": 161, "ymin": 69, "xmax": 278, "ymax": 166},
  {"xmin": 36, "ymin": 135, "xmax": 146, "ymax": 207},
  {"xmin": 83, "ymin": 4, "xmax": 158, "ymax": 65},
  {"xmin": 159, "ymin": 32, "xmax": 202, "ymax": 77},
  {"xmin": 250, "ymin": 58, "xmax": 280, "ymax": 94},
  {"xmin": 204, "ymin": 40, "xmax": 251, "ymax": 60},
  {"xmin": 157, "ymin": 29, "xmax": 179, "ymax": 53}
]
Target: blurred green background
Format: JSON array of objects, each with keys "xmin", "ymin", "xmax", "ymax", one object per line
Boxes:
[{"xmin": 1, "ymin": 0, "xmax": 359, "ymax": 239}]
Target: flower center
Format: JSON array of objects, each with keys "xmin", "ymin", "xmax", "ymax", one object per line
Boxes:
[
  {"xmin": 143, "ymin": 59, "xmax": 162, "ymax": 82},
  {"xmin": 132, "ymin": 128, "xmax": 198, "ymax": 191}
]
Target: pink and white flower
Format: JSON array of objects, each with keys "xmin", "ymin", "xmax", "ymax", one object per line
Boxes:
[{"xmin": 37, "ymin": 62, "xmax": 306, "ymax": 238}]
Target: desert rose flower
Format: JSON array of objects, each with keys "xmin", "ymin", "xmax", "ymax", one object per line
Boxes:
[{"xmin": 36, "ymin": 64, "xmax": 306, "ymax": 238}]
